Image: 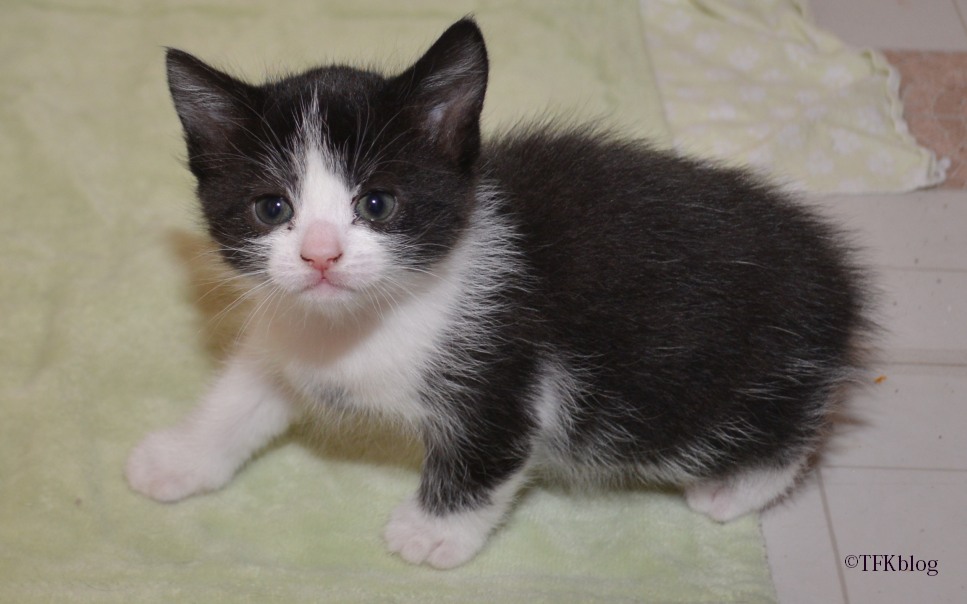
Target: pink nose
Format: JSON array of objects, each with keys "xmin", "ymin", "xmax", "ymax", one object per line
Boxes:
[{"xmin": 300, "ymin": 222, "xmax": 343, "ymax": 273}]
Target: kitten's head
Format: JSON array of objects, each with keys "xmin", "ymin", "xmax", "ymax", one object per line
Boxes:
[{"xmin": 167, "ymin": 19, "xmax": 488, "ymax": 313}]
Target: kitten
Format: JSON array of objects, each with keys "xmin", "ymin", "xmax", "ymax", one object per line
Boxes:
[{"xmin": 126, "ymin": 18, "xmax": 871, "ymax": 569}]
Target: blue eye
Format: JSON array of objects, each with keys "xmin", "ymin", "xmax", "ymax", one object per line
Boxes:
[
  {"xmin": 253, "ymin": 196, "xmax": 294, "ymax": 226},
  {"xmin": 354, "ymin": 191, "xmax": 398, "ymax": 223}
]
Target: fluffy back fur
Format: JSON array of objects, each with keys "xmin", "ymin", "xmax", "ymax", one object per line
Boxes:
[{"xmin": 128, "ymin": 18, "xmax": 872, "ymax": 569}]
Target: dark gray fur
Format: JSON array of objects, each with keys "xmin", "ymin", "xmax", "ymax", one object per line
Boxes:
[{"xmin": 167, "ymin": 18, "xmax": 873, "ymax": 519}]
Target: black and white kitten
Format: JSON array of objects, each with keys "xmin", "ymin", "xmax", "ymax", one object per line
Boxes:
[{"xmin": 127, "ymin": 18, "xmax": 870, "ymax": 569}]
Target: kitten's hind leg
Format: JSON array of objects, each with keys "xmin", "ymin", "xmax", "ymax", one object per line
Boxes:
[
  {"xmin": 684, "ymin": 457, "xmax": 806, "ymax": 522},
  {"xmin": 126, "ymin": 353, "xmax": 296, "ymax": 502}
]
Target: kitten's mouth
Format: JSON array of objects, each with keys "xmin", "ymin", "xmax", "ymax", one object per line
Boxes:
[{"xmin": 304, "ymin": 273, "xmax": 352, "ymax": 295}]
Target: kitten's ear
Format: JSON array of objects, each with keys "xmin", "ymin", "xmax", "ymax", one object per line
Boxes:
[
  {"xmin": 165, "ymin": 49, "xmax": 255, "ymax": 155},
  {"xmin": 392, "ymin": 18, "xmax": 488, "ymax": 170}
]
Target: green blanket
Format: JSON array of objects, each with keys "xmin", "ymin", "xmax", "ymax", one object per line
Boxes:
[{"xmin": 0, "ymin": 1, "xmax": 777, "ymax": 601}]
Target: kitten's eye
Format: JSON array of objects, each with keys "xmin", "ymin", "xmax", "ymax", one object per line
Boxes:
[
  {"xmin": 253, "ymin": 196, "xmax": 294, "ymax": 226},
  {"xmin": 354, "ymin": 191, "xmax": 398, "ymax": 223}
]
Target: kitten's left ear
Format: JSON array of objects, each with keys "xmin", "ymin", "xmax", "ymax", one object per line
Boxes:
[{"xmin": 392, "ymin": 18, "xmax": 489, "ymax": 170}]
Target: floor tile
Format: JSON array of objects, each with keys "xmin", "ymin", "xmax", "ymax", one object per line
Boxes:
[
  {"xmin": 764, "ymin": 5, "xmax": 967, "ymax": 604},
  {"xmin": 761, "ymin": 474, "xmax": 846, "ymax": 604},
  {"xmin": 821, "ymin": 467, "xmax": 967, "ymax": 604},
  {"xmin": 825, "ymin": 366, "xmax": 967, "ymax": 470},
  {"xmin": 875, "ymin": 268, "xmax": 967, "ymax": 365},
  {"xmin": 807, "ymin": 0, "xmax": 967, "ymax": 51},
  {"xmin": 801, "ymin": 193, "xmax": 967, "ymax": 363},
  {"xmin": 809, "ymin": 191, "xmax": 967, "ymax": 271}
]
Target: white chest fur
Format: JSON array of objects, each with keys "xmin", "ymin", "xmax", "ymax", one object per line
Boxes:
[
  {"xmin": 248, "ymin": 250, "xmax": 478, "ymax": 425},
  {"xmin": 247, "ymin": 189, "xmax": 516, "ymax": 425}
]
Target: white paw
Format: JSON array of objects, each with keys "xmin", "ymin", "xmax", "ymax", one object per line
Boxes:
[
  {"xmin": 686, "ymin": 463, "xmax": 803, "ymax": 522},
  {"xmin": 125, "ymin": 428, "xmax": 232, "ymax": 502},
  {"xmin": 383, "ymin": 497, "xmax": 490, "ymax": 569},
  {"xmin": 685, "ymin": 481, "xmax": 748, "ymax": 523}
]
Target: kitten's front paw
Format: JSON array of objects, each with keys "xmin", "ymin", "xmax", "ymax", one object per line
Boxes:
[
  {"xmin": 383, "ymin": 497, "xmax": 489, "ymax": 569},
  {"xmin": 125, "ymin": 429, "xmax": 230, "ymax": 503}
]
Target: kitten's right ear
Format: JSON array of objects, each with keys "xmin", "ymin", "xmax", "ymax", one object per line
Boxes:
[
  {"xmin": 165, "ymin": 49, "xmax": 254, "ymax": 153},
  {"xmin": 390, "ymin": 19, "xmax": 489, "ymax": 171}
]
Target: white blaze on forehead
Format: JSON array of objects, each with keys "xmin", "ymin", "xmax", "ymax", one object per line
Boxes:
[{"xmin": 296, "ymin": 143, "xmax": 356, "ymax": 226}]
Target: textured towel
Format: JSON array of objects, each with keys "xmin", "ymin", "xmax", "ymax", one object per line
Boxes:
[
  {"xmin": 0, "ymin": 1, "xmax": 777, "ymax": 602},
  {"xmin": 641, "ymin": 0, "xmax": 947, "ymax": 193}
]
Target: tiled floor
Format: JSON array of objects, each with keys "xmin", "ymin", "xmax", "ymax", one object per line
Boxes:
[{"xmin": 762, "ymin": 2, "xmax": 967, "ymax": 603}]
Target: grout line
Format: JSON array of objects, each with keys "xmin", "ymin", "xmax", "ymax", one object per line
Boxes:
[
  {"xmin": 873, "ymin": 362, "xmax": 967, "ymax": 376},
  {"xmin": 816, "ymin": 467, "xmax": 851, "ymax": 604},
  {"xmin": 954, "ymin": 0, "xmax": 967, "ymax": 42},
  {"xmin": 823, "ymin": 464, "xmax": 967, "ymax": 473},
  {"xmin": 874, "ymin": 265, "xmax": 967, "ymax": 273},
  {"xmin": 878, "ymin": 361, "xmax": 967, "ymax": 370},
  {"xmin": 881, "ymin": 361, "xmax": 967, "ymax": 368}
]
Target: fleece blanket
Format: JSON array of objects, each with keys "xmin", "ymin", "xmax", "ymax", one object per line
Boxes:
[
  {"xmin": 641, "ymin": 0, "xmax": 947, "ymax": 193},
  {"xmin": 0, "ymin": 1, "xmax": 783, "ymax": 602}
]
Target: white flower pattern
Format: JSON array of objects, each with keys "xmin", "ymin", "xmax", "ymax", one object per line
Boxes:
[{"xmin": 640, "ymin": 0, "xmax": 946, "ymax": 193}]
